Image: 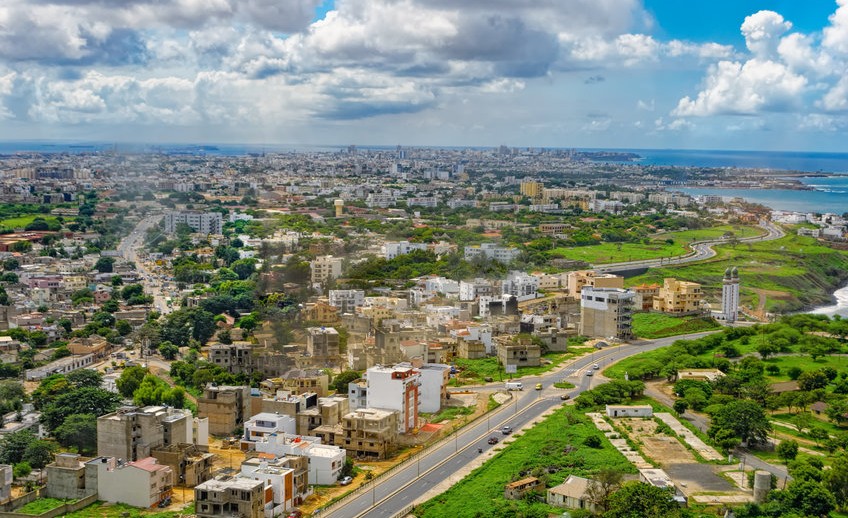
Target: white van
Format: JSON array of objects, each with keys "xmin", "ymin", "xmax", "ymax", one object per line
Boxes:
[{"xmin": 505, "ymin": 381, "xmax": 523, "ymax": 391}]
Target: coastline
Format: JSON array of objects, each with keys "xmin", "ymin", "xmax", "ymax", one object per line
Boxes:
[{"xmin": 811, "ymin": 284, "xmax": 848, "ymax": 318}]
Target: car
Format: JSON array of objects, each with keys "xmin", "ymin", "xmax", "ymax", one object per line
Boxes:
[
  {"xmin": 560, "ymin": 394, "xmax": 571, "ymax": 400},
  {"xmin": 535, "ymin": 383, "xmax": 543, "ymax": 390},
  {"xmin": 593, "ymin": 364, "xmax": 600, "ymax": 370},
  {"xmin": 585, "ymin": 370, "xmax": 594, "ymax": 376},
  {"xmin": 501, "ymin": 425, "xmax": 513, "ymax": 435},
  {"xmin": 339, "ymin": 476, "xmax": 353, "ymax": 486},
  {"xmin": 488, "ymin": 436, "xmax": 499, "ymax": 445}
]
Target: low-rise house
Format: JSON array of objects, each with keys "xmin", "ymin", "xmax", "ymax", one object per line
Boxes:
[
  {"xmin": 547, "ymin": 475, "xmax": 596, "ymax": 513},
  {"xmin": 606, "ymin": 405, "xmax": 653, "ymax": 418},
  {"xmin": 25, "ymin": 354, "xmax": 94, "ymax": 381},
  {"xmin": 45, "ymin": 453, "xmax": 91, "ymax": 500},
  {"xmin": 254, "ymin": 433, "xmax": 347, "ymax": 485},
  {"xmin": 151, "ymin": 443, "xmax": 214, "ymax": 487},
  {"xmin": 504, "ymin": 477, "xmax": 543, "ymax": 500},
  {"xmin": 240, "ymin": 456, "xmax": 311, "ymax": 512},
  {"xmin": 241, "ymin": 413, "xmax": 297, "ymax": 450}
]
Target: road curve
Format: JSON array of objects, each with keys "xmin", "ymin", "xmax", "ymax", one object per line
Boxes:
[{"xmin": 595, "ymin": 220, "xmax": 785, "ymax": 274}]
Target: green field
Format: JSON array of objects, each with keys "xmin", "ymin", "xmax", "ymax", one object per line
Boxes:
[
  {"xmin": 627, "ymin": 233, "xmax": 848, "ymax": 312},
  {"xmin": 415, "ymin": 406, "xmax": 636, "ymax": 518},
  {"xmin": 631, "ymin": 313, "xmax": 722, "ymax": 339},
  {"xmin": 16, "ymin": 498, "xmax": 70, "ymax": 515},
  {"xmin": 453, "ymin": 345, "xmax": 594, "ymax": 385},
  {"xmin": 0, "ymin": 215, "xmax": 65, "ymax": 229},
  {"xmin": 549, "ymin": 225, "xmax": 762, "ymax": 265},
  {"xmin": 63, "ymin": 502, "xmax": 193, "ymax": 518}
]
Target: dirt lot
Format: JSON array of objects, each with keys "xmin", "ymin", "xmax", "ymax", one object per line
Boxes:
[{"xmin": 621, "ymin": 418, "xmax": 695, "ymax": 465}]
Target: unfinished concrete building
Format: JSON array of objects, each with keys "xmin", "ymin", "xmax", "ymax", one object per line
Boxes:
[
  {"xmin": 197, "ymin": 385, "xmax": 250, "ymax": 436},
  {"xmin": 337, "ymin": 409, "xmax": 398, "ymax": 460},
  {"xmin": 97, "ymin": 406, "xmax": 209, "ymax": 462},
  {"xmin": 151, "ymin": 443, "xmax": 215, "ymax": 487}
]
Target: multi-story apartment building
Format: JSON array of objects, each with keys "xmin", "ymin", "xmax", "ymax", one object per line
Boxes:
[
  {"xmin": 366, "ymin": 365, "xmax": 420, "ymax": 433},
  {"xmin": 328, "ymin": 289, "xmax": 365, "ymax": 314},
  {"xmin": 197, "ymin": 385, "xmax": 251, "ymax": 436},
  {"xmin": 207, "ymin": 343, "xmax": 253, "ymax": 375},
  {"xmin": 579, "ymin": 287, "xmax": 635, "ymax": 340},
  {"xmin": 305, "ymin": 327, "xmax": 340, "ymax": 362},
  {"xmin": 501, "ymin": 271, "xmax": 539, "ymax": 302},
  {"xmin": 86, "ymin": 456, "xmax": 173, "ymax": 509},
  {"xmin": 254, "ymin": 433, "xmax": 347, "ymax": 485},
  {"xmin": 653, "ymin": 278, "xmax": 703, "ymax": 314},
  {"xmin": 566, "ymin": 270, "xmax": 624, "ymax": 297},
  {"xmin": 97, "ymin": 406, "xmax": 209, "ymax": 462},
  {"xmin": 310, "ymin": 255, "xmax": 343, "ymax": 285},
  {"xmin": 463, "ymin": 243, "xmax": 520, "ymax": 263},
  {"xmin": 382, "ymin": 241, "xmax": 428, "ymax": 260},
  {"xmin": 339, "ymin": 408, "xmax": 399, "ymax": 460},
  {"xmin": 164, "ymin": 211, "xmax": 222, "ymax": 234},
  {"xmin": 195, "ymin": 476, "xmax": 264, "ymax": 518}
]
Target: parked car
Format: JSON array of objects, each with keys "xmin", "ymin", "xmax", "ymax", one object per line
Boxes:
[
  {"xmin": 287, "ymin": 510, "xmax": 303, "ymax": 518},
  {"xmin": 501, "ymin": 425, "xmax": 513, "ymax": 435},
  {"xmin": 488, "ymin": 436, "xmax": 499, "ymax": 445},
  {"xmin": 339, "ymin": 476, "xmax": 353, "ymax": 486}
]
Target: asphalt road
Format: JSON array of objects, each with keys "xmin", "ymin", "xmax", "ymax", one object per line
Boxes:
[
  {"xmin": 117, "ymin": 214, "xmax": 172, "ymax": 315},
  {"xmin": 596, "ymin": 220, "xmax": 785, "ymax": 274},
  {"xmin": 320, "ymin": 332, "xmax": 721, "ymax": 518}
]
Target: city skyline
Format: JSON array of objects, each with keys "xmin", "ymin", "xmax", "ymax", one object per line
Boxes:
[{"xmin": 1, "ymin": 1, "xmax": 847, "ymax": 151}]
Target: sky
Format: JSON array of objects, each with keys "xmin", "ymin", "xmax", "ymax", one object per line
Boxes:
[{"xmin": 1, "ymin": 0, "xmax": 848, "ymax": 151}]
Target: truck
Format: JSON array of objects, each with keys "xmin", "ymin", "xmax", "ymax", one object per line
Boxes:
[{"xmin": 505, "ymin": 381, "xmax": 523, "ymax": 391}]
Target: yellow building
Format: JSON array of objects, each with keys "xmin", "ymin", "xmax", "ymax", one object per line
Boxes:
[
  {"xmin": 519, "ymin": 180, "xmax": 544, "ymax": 199},
  {"xmin": 653, "ymin": 278, "xmax": 703, "ymax": 314}
]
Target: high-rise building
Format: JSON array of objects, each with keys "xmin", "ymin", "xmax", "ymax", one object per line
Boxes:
[
  {"xmin": 164, "ymin": 211, "xmax": 222, "ymax": 234},
  {"xmin": 720, "ymin": 267, "xmax": 740, "ymax": 323},
  {"xmin": 579, "ymin": 287, "xmax": 635, "ymax": 340}
]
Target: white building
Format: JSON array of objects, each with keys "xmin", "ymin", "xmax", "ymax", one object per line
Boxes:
[
  {"xmin": 87, "ymin": 456, "xmax": 173, "ymax": 509},
  {"xmin": 715, "ymin": 266, "xmax": 740, "ymax": 323},
  {"xmin": 423, "ymin": 276, "xmax": 460, "ymax": 297},
  {"xmin": 328, "ymin": 290, "xmax": 365, "ymax": 314},
  {"xmin": 383, "ymin": 241, "xmax": 428, "ymax": 260},
  {"xmin": 242, "ymin": 413, "xmax": 297, "ymax": 448},
  {"xmin": 459, "ymin": 278, "xmax": 495, "ymax": 302},
  {"xmin": 464, "ymin": 243, "xmax": 520, "ymax": 263},
  {"xmin": 501, "ymin": 271, "xmax": 539, "ymax": 302},
  {"xmin": 410, "ymin": 363, "xmax": 450, "ymax": 413},
  {"xmin": 253, "ymin": 434, "xmax": 347, "ymax": 485},
  {"xmin": 164, "ymin": 211, "xmax": 223, "ymax": 235},
  {"xmin": 366, "ymin": 365, "xmax": 420, "ymax": 433}
]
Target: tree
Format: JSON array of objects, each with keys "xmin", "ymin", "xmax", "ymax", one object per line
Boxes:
[
  {"xmin": 11, "ymin": 240, "xmax": 32, "ymax": 253},
  {"xmin": 712, "ymin": 428, "xmax": 741, "ymax": 452},
  {"xmin": 40, "ymin": 387, "xmax": 122, "ymax": 431},
  {"xmin": 23, "ymin": 440, "xmax": 55, "ymax": 469},
  {"xmin": 13, "ymin": 461, "xmax": 31, "ymax": 481},
  {"xmin": 585, "ymin": 468, "xmax": 624, "ymax": 514},
  {"xmin": 53, "ymin": 414, "xmax": 97, "ymax": 455},
  {"xmin": 159, "ymin": 341, "xmax": 179, "ymax": 360},
  {"xmin": 120, "ymin": 283, "xmax": 145, "ymax": 301},
  {"xmin": 66, "ymin": 369, "xmax": 103, "ymax": 389},
  {"xmin": 331, "ymin": 370, "xmax": 362, "ymax": 393},
  {"xmin": 3, "ymin": 258, "xmax": 19, "ymax": 271},
  {"xmin": 94, "ymin": 257, "xmax": 115, "ymax": 273},
  {"xmin": 777, "ymin": 440, "xmax": 799, "ymax": 462},
  {"xmin": 116, "ymin": 366, "xmax": 148, "ymax": 398},
  {"xmin": 605, "ymin": 482, "xmax": 682, "ymax": 518},
  {"xmin": 584, "ymin": 435, "xmax": 603, "ymax": 448},
  {"xmin": 799, "ymin": 370, "xmax": 830, "ymax": 392},
  {"xmin": 115, "ymin": 319, "xmax": 133, "ymax": 336},
  {"xmin": 825, "ymin": 453, "xmax": 848, "ymax": 511},
  {"xmin": 779, "ymin": 480, "xmax": 837, "ymax": 518},
  {"xmin": 231, "ymin": 258, "xmax": 257, "ymax": 280},
  {"xmin": 709, "ymin": 399, "xmax": 771, "ymax": 446},
  {"xmin": 673, "ymin": 400, "xmax": 689, "ymax": 415},
  {"xmin": 0, "ymin": 430, "xmax": 38, "ymax": 464}
]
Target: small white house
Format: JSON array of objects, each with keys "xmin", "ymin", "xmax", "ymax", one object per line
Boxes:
[{"xmin": 605, "ymin": 405, "xmax": 653, "ymax": 418}]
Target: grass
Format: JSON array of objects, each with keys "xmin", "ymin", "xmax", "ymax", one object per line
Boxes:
[
  {"xmin": 421, "ymin": 406, "xmax": 475, "ymax": 423},
  {"xmin": 553, "ymin": 381, "xmax": 576, "ymax": 389},
  {"xmin": 626, "ymin": 233, "xmax": 848, "ymax": 313},
  {"xmin": 452, "ymin": 352, "xmax": 571, "ymax": 385},
  {"xmin": 0, "ymin": 215, "xmax": 65, "ymax": 229},
  {"xmin": 549, "ymin": 225, "xmax": 762, "ymax": 265},
  {"xmin": 631, "ymin": 313, "xmax": 722, "ymax": 339},
  {"xmin": 63, "ymin": 502, "xmax": 194, "ymax": 517},
  {"xmin": 16, "ymin": 498, "xmax": 70, "ymax": 515},
  {"xmin": 415, "ymin": 407, "xmax": 636, "ymax": 518}
]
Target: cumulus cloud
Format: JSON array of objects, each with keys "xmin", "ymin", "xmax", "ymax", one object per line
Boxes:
[
  {"xmin": 741, "ymin": 11, "xmax": 792, "ymax": 58},
  {"xmin": 674, "ymin": 59, "xmax": 806, "ymax": 116}
]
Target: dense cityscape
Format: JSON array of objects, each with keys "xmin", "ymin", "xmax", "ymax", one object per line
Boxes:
[{"xmin": 0, "ymin": 146, "xmax": 846, "ymax": 518}]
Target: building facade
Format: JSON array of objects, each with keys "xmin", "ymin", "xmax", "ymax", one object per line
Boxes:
[{"xmin": 579, "ymin": 287, "xmax": 635, "ymax": 340}]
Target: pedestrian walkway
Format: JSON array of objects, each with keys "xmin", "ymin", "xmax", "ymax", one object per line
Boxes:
[
  {"xmin": 586, "ymin": 413, "xmax": 653, "ymax": 469},
  {"xmin": 655, "ymin": 413, "xmax": 723, "ymax": 461}
]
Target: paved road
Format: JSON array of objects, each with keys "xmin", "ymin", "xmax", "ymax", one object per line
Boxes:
[
  {"xmin": 321, "ymin": 332, "xmax": 721, "ymax": 518},
  {"xmin": 117, "ymin": 214, "xmax": 172, "ymax": 315},
  {"xmin": 595, "ymin": 220, "xmax": 785, "ymax": 273}
]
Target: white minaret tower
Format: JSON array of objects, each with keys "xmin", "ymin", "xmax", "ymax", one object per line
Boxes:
[{"xmin": 721, "ymin": 266, "xmax": 739, "ymax": 323}]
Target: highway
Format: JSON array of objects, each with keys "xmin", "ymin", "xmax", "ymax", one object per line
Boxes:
[
  {"xmin": 595, "ymin": 220, "xmax": 785, "ymax": 274},
  {"xmin": 320, "ymin": 332, "xmax": 720, "ymax": 518}
]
